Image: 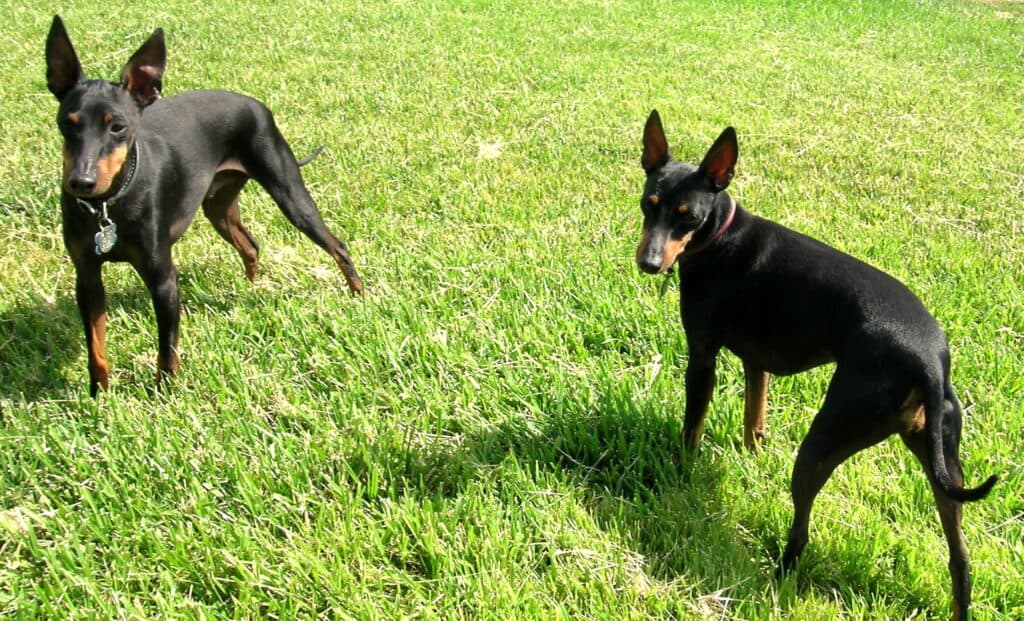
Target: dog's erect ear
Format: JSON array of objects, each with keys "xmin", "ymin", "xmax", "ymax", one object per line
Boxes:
[
  {"xmin": 641, "ymin": 109, "xmax": 670, "ymax": 173},
  {"xmin": 46, "ymin": 16, "xmax": 85, "ymax": 100},
  {"xmin": 698, "ymin": 127, "xmax": 738, "ymax": 191},
  {"xmin": 120, "ymin": 28, "xmax": 165, "ymax": 108}
]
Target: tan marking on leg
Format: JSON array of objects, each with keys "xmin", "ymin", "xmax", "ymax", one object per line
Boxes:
[
  {"xmin": 204, "ymin": 189, "xmax": 261, "ymax": 281},
  {"xmin": 334, "ymin": 252, "xmax": 363, "ymax": 294},
  {"xmin": 743, "ymin": 368, "xmax": 769, "ymax": 449},
  {"xmin": 156, "ymin": 338, "xmax": 180, "ymax": 390},
  {"xmin": 900, "ymin": 387, "xmax": 926, "ymax": 433},
  {"xmin": 88, "ymin": 309, "xmax": 110, "ymax": 391},
  {"xmin": 218, "ymin": 204, "xmax": 260, "ymax": 281},
  {"xmin": 157, "ymin": 351, "xmax": 179, "ymax": 376},
  {"xmin": 223, "ymin": 202, "xmax": 260, "ymax": 282}
]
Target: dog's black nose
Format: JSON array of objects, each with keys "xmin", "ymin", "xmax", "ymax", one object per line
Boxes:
[
  {"xmin": 637, "ymin": 256, "xmax": 663, "ymax": 274},
  {"xmin": 68, "ymin": 172, "xmax": 97, "ymax": 194}
]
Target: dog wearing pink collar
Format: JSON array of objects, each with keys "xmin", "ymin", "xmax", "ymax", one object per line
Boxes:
[{"xmin": 635, "ymin": 109, "xmax": 996, "ymax": 621}]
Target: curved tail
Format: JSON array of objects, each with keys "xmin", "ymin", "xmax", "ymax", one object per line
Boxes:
[
  {"xmin": 947, "ymin": 473, "xmax": 999, "ymax": 502},
  {"xmin": 924, "ymin": 377, "xmax": 998, "ymax": 503}
]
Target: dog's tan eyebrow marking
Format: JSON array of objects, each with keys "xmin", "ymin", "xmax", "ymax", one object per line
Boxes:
[
  {"xmin": 103, "ymin": 113, "xmax": 113, "ymax": 124},
  {"xmin": 67, "ymin": 113, "xmax": 80, "ymax": 124},
  {"xmin": 648, "ymin": 194, "xmax": 659, "ymax": 205},
  {"xmin": 678, "ymin": 203, "xmax": 689, "ymax": 213}
]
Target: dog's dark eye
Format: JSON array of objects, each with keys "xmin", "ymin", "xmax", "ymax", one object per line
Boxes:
[
  {"xmin": 680, "ymin": 209, "xmax": 700, "ymax": 223},
  {"xmin": 109, "ymin": 122, "xmax": 127, "ymax": 135},
  {"xmin": 58, "ymin": 116, "xmax": 79, "ymax": 135}
]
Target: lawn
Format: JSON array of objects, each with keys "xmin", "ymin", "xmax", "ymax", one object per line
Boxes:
[{"xmin": 1, "ymin": 1, "xmax": 1022, "ymax": 619}]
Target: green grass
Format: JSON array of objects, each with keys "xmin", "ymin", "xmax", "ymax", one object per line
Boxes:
[{"xmin": 1, "ymin": 0, "xmax": 1022, "ymax": 618}]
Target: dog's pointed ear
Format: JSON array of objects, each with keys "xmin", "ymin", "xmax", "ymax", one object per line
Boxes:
[
  {"xmin": 641, "ymin": 109, "xmax": 670, "ymax": 173},
  {"xmin": 120, "ymin": 28, "xmax": 165, "ymax": 108},
  {"xmin": 698, "ymin": 127, "xmax": 738, "ymax": 191},
  {"xmin": 46, "ymin": 16, "xmax": 85, "ymax": 100}
]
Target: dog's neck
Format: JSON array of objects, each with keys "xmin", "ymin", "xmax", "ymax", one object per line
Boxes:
[{"xmin": 686, "ymin": 196, "xmax": 736, "ymax": 256}]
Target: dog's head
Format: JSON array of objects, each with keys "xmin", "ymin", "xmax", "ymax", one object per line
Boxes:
[
  {"xmin": 45, "ymin": 16, "xmax": 165, "ymax": 198},
  {"xmin": 635, "ymin": 110, "xmax": 737, "ymax": 274}
]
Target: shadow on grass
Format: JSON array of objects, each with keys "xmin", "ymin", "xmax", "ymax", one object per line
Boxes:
[
  {"xmin": 0, "ymin": 294, "xmax": 80, "ymax": 401},
  {"xmin": 347, "ymin": 383, "xmax": 759, "ymax": 594},
  {"xmin": 365, "ymin": 382, "xmax": 947, "ymax": 617},
  {"xmin": 0, "ymin": 263, "xmax": 263, "ymax": 403},
  {"xmin": 474, "ymin": 389, "xmax": 754, "ymax": 584}
]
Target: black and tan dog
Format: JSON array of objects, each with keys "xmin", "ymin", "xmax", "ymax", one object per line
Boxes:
[
  {"xmin": 635, "ymin": 110, "xmax": 996, "ymax": 620},
  {"xmin": 45, "ymin": 16, "xmax": 363, "ymax": 396}
]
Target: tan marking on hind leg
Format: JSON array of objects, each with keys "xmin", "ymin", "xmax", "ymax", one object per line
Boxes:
[
  {"xmin": 203, "ymin": 173, "xmax": 259, "ymax": 280},
  {"xmin": 222, "ymin": 201, "xmax": 260, "ymax": 281},
  {"xmin": 743, "ymin": 365, "xmax": 769, "ymax": 450},
  {"xmin": 899, "ymin": 387, "xmax": 926, "ymax": 433}
]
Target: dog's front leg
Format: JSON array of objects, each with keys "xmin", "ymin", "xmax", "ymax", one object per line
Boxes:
[
  {"xmin": 134, "ymin": 252, "xmax": 180, "ymax": 389},
  {"xmin": 682, "ymin": 346, "xmax": 719, "ymax": 451},
  {"xmin": 74, "ymin": 264, "xmax": 110, "ymax": 397}
]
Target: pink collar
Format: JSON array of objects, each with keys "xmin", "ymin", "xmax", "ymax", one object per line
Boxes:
[{"xmin": 686, "ymin": 198, "xmax": 736, "ymax": 256}]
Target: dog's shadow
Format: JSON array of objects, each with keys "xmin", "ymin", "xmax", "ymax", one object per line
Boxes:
[
  {"xmin": 0, "ymin": 294, "xmax": 81, "ymax": 400},
  {"xmin": 0, "ymin": 261, "xmax": 261, "ymax": 403},
  {"xmin": 392, "ymin": 384, "xmax": 762, "ymax": 594},
  {"xmin": 398, "ymin": 382, "xmax": 941, "ymax": 615},
  {"xmin": 0, "ymin": 280, "xmax": 171, "ymax": 402}
]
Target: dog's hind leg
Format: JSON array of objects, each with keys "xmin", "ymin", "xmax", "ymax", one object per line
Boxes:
[
  {"xmin": 203, "ymin": 171, "xmax": 260, "ymax": 281},
  {"xmin": 778, "ymin": 364, "xmax": 898, "ymax": 574},
  {"xmin": 743, "ymin": 360, "xmax": 769, "ymax": 450},
  {"xmin": 900, "ymin": 403, "xmax": 972, "ymax": 621},
  {"xmin": 243, "ymin": 126, "xmax": 363, "ymax": 294}
]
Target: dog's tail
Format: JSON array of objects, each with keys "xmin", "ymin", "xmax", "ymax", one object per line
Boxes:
[
  {"xmin": 923, "ymin": 374, "xmax": 998, "ymax": 503},
  {"xmin": 297, "ymin": 146, "xmax": 325, "ymax": 167}
]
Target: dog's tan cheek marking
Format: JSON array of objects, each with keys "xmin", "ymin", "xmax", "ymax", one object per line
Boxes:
[
  {"xmin": 899, "ymin": 388, "xmax": 926, "ymax": 433},
  {"xmin": 636, "ymin": 229, "xmax": 651, "ymax": 266},
  {"xmin": 94, "ymin": 143, "xmax": 129, "ymax": 194},
  {"xmin": 661, "ymin": 231, "xmax": 694, "ymax": 271}
]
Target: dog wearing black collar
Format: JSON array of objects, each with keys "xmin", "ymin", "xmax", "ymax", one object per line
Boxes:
[{"xmin": 46, "ymin": 16, "xmax": 363, "ymax": 395}]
